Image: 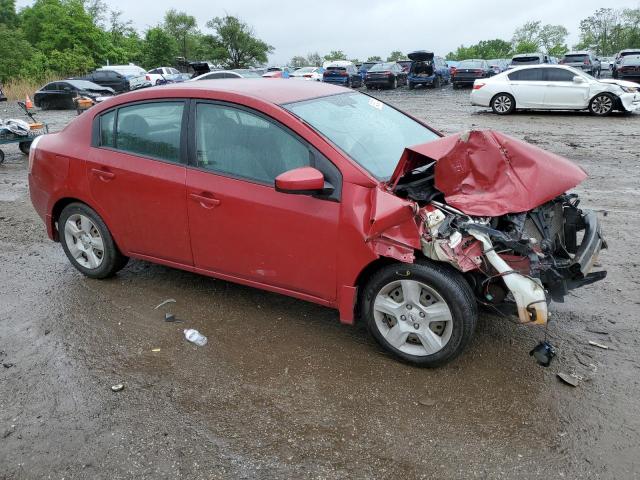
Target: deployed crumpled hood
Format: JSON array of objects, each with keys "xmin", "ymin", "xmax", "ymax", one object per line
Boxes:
[
  {"xmin": 389, "ymin": 130, "xmax": 587, "ymax": 216},
  {"xmin": 598, "ymin": 78, "xmax": 640, "ymax": 89}
]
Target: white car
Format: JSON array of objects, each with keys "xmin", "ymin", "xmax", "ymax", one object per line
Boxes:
[
  {"xmin": 290, "ymin": 66, "xmax": 323, "ymax": 81},
  {"xmin": 471, "ymin": 64, "xmax": 640, "ymax": 116},
  {"xmin": 191, "ymin": 69, "xmax": 263, "ymax": 81},
  {"xmin": 146, "ymin": 67, "xmax": 182, "ymax": 85}
]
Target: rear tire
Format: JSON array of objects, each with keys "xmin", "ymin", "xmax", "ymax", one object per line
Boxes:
[
  {"xmin": 433, "ymin": 75, "xmax": 441, "ymax": 88},
  {"xmin": 491, "ymin": 93, "xmax": 515, "ymax": 115},
  {"xmin": 408, "ymin": 82, "xmax": 415, "ymax": 90},
  {"xmin": 0, "ymin": 149, "xmax": 4, "ymax": 164},
  {"xmin": 361, "ymin": 261, "xmax": 477, "ymax": 367},
  {"xmin": 589, "ymin": 93, "xmax": 614, "ymax": 116},
  {"xmin": 391, "ymin": 77, "xmax": 397, "ymax": 89},
  {"xmin": 18, "ymin": 142, "xmax": 31, "ymax": 155},
  {"xmin": 59, "ymin": 203, "xmax": 128, "ymax": 279}
]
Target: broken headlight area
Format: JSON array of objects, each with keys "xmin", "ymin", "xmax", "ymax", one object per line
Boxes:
[{"xmin": 417, "ymin": 194, "xmax": 607, "ymax": 325}]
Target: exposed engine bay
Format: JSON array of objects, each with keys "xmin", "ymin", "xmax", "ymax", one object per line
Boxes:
[{"xmin": 370, "ymin": 129, "xmax": 607, "ymax": 326}]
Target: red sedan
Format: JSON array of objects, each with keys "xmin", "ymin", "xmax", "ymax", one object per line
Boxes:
[{"xmin": 28, "ymin": 79, "xmax": 606, "ymax": 366}]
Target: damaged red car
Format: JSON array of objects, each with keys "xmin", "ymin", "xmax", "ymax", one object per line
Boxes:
[{"xmin": 28, "ymin": 80, "xmax": 606, "ymax": 366}]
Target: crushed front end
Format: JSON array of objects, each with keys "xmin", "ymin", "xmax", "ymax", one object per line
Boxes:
[
  {"xmin": 383, "ymin": 129, "xmax": 607, "ymax": 325},
  {"xmin": 416, "ymin": 196, "xmax": 606, "ymax": 324}
]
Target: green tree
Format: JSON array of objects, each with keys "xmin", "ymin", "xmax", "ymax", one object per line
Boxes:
[
  {"xmin": 0, "ymin": 24, "xmax": 34, "ymax": 81},
  {"xmin": 143, "ymin": 26, "xmax": 178, "ymax": 68},
  {"xmin": 290, "ymin": 55, "xmax": 307, "ymax": 68},
  {"xmin": 324, "ymin": 50, "xmax": 347, "ymax": 61},
  {"xmin": 446, "ymin": 39, "xmax": 512, "ymax": 60},
  {"xmin": 306, "ymin": 52, "xmax": 322, "ymax": 66},
  {"xmin": 205, "ymin": 15, "xmax": 273, "ymax": 68},
  {"xmin": 387, "ymin": 50, "xmax": 405, "ymax": 61},
  {"xmin": 0, "ymin": 0, "xmax": 18, "ymax": 26},
  {"xmin": 20, "ymin": 0, "xmax": 110, "ymax": 66},
  {"xmin": 366, "ymin": 55, "xmax": 382, "ymax": 62},
  {"xmin": 539, "ymin": 24, "xmax": 569, "ymax": 56},
  {"xmin": 164, "ymin": 9, "xmax": 197, "ymax": 60},
  {"xmin": 576, "ymin": 8, "xmax": 625, "ymax": 55}
]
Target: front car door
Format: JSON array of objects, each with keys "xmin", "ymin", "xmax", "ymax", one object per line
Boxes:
[
  {"xmin": 86, "ymin": 100, "xmax": 193, "ymax": 266},
  {"xmin": 542, "ymin": 67, "xmax": 590, "ymax": 109},
  {"xmin": 186, "ymin": 101, "xmax": 341, "ymax": 301},
  {"xmin": 507, "ymin": 68, "xmax": 546, "ymax": 108}
]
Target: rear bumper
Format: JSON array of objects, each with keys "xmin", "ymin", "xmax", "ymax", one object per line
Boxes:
[
  {"xmin": 366, "ymin": 78, "xmax": 393, "ymax": 86},
  {"xmin": 408, "ymin": 75, "xmax": 435, "ymax": 85},
  {"xmin": 323, "ymin": 78, "xmax": 348, "ymax": 85}
]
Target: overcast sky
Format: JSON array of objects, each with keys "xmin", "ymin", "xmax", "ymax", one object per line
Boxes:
[{"xmin": 16, "ymin": 0, "xmax": 637, "ymax": 64}]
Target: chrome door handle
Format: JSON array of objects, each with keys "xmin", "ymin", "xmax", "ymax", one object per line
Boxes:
[
  {"xmin": 91, "ymin": 168, "xmax": 115, "ymax": 181},
  {"xmin": 189, "ymin": 192, "xmax": 221, "ymax": 209}
]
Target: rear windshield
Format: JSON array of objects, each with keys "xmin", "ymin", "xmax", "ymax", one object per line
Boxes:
[
  {"xmin": 621, "ymin": 55, "xmax": 640, "ymax": 65},
  {"xmin": 512, "ymin": 56, "xmax": 541, "ymax": 64},
  {"xmin": 369, "ymin": 63, "xmax": 393, "ymax": 72},
  {"xmin": 563, "ymin": 54, "xmax": 588, "ymax": 62},
  {"xmin": 621, "ymin": 51, "xmax": 640, "ymax": 57},
  {"xmin": 327, "ymin": 66, "xmax": 346, "ymax": 71},
  {"xmin": 458, "ymin": 61, "xmax": 484, "ymax": 68}
]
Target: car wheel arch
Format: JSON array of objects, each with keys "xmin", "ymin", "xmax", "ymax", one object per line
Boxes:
[{"xmin": 51, "ymin": 197, "xmax": 125, "ymax": 252}]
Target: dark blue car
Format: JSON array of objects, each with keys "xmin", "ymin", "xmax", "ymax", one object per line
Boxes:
[
  {"xmin": 407, "ymin": 51, "xmax": 450, "ymax": 89},
  {"xmin": 322, "ymin": 62, "xmax": 363, "ymax": 88}
]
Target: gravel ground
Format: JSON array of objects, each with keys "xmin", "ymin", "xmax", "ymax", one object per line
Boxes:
[{"xmin": 1, "ymin": 86, "xmax": 639, "ymax": 480}]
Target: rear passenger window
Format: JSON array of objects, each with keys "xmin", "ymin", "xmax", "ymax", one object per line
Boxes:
[
  {"xmin": 508, "ymin": 69, "xmax": 543, "ymax": 81},
  {"xmin": 115, "ymin": 102, "xmax": 184, "ymax": 162},
  {"xmin": 545, "ymin": 68, "xmax": 576, "ymax": 82},
  {"xmin": 100, "ymin": 110, "xmax": 116, "ymax": 147},
  {"xmin": 195, "ymin": 103, "xmax": 310, "ymax": 183}
]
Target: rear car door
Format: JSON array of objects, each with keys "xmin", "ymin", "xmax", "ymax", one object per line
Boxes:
[
  {"xmin": 507, "ymin": 68, "xmax": 546, "ymax": 107},
  {"xmin": 86, "ymin": 100, "xmax": 193, "ymax": 265},
  {"xmin": 542, "ymin": 68, "xmax": 590, "ymax": 109},
  {"xmin": 186, "ymin": 101, "xmax": 341, "ymax": 300}
]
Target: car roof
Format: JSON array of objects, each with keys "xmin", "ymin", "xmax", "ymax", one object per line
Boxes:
[{"xmin": 146, "ymin": 78, "xmax": 349, "ymax": 105}]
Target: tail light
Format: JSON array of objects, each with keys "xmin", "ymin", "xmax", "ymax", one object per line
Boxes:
[
  {"xmin": 303, "ymin": 74, "xmax": 312, "ymax": 78},
  {"xmin": 145, "ymin": 75, "xmax": 150, "ymax": 81},
  {"xmin": 473, "ymin": 82, "xmax": 486, "ymax": 90},
  {"xmin": 28, "ymin": 134, "xmax": 44, "ymax": 174},
  {"xmin": 450, "ymin": 67, "xmax": 457, "ymax": 76},
  {"xmin": 584, "ymin": 59, "xmax": 590, "ymax": 65},
  {"xmin": 559, "ymin": 59, "xmax": 565, "ymax": 64},
  {"xmin": 340, "ymin": 71, "xmax": 348, "ymax": 77}
]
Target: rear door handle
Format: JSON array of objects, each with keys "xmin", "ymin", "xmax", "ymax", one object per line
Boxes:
[
  {"xmin": 91, "ymin": 168, "xmax": 115, "ymax": 181},
  {"xmin": 189, "ymin": 192, "xmax": 221, "ymax": 209}
]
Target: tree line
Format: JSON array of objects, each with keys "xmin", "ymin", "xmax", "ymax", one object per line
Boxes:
[
  {"xmin": 0, "ymin": 0, "xmax": 273, "ymax": 83},
  {"xmin": 445, "ymin": 8, "xmax": 640, "ymax": 60},
  {"xmin": 288, "ymin": 7, "xmax": 640, "ymax": 65}
]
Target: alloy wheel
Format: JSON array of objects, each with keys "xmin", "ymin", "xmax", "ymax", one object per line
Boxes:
[
  {"xmin": 373, "ymin": 280, "xmax": 453, "ymax": 357},
  {"xmin": 63, "ymin": 214, "xmax": 105, "ymax": 269},
  {"xmin": 591, "ymin": 94, "xmax": 613, "ymax": 115},
  {"xmin": 493, "ymin": 95, "xmax": 512, "ymax": 113}
]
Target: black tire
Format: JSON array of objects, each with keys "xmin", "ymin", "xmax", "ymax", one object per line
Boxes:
[
  {"xmin": 40, "ymin": 100, "xmax": 50, "ymax": 111},
  {"xmin": 452, "ymin": 82, "xmax": 459, "ymax": 89},
  {"xmin": 18, "ymin": 142, "xmax": 31, "ymax": 155},
  {"xmin": 491, "ymin": 93, "xmax": 516, "ymax": 115},
  {"xmin": 361, "ymin": 261, "xmax": 477, "ymax": 367},
  {"xmin": 365, "ymin": 84, "xmax": 371, "ymax": 90},
  {"xmin": 0, "ymin": 149, "xmax": 4, "ymax": 165},
  {"xmin": 589, "ymin": 93, "xmax": 615, "ymax": 116},
  {"xmin": 347, "ymin": 77, "xmax": 352, "ymax": 88},
  {"xmin": 59, "ymin": 202, "xmax": 128, "ymax": 279},
  {"xmin": 408, "ymin": 82, "xmax": 415, "ymax": 90},
  {"xmin": 390, "ymin": 77, "xmax": 397, "ymax": 89},
  {"xmin": 433, "ymin": 75, "xmax": 441, "ymax": 88}
]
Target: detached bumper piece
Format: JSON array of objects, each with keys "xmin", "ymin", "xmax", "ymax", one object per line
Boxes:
[{"xmin": 545, "ymin": 207, "xmax": 607, "ymax": 301}]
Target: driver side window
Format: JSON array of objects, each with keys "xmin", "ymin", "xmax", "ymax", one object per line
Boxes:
[{"xmin": 194, "ymin": 103, "xmax": 311, "ymax": 184}]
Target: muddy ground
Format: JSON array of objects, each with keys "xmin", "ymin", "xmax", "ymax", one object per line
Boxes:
[{"xmin": 1, "ymin": 86, "xmax": 639, "ymax": 480}]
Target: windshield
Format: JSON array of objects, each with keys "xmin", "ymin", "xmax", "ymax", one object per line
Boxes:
[
  {"xmin": 512, "ymin": 56, "xmax": 541, "ymax": 64},
  {"xmin": 369, "ymin": 63, "xmax": 394, "ymax": 72},
  {"xmin": 68, "ymin": 80, "xmax": 106, "ymax": 90},
  {"xmin": 563, "ymin": 54, "xmax": 588, "ymax": 62},
  {"xmin": 458, "ymin": 60, "xmax": 484, "ymax": 69},
  {"xmin": 231, "ymin": 69, "xmax": 261, "ymax": 78},
  {"xmin": 283, "ymin": 92, "xmax": 438, "ymax": 179}
]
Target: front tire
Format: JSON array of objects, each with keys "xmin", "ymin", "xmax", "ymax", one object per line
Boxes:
[
  {"xmin": 589, "ymin": 93, "xmax": 614, "ymax": 116},
  {"xmin": 361, "ymin": 261, "xmax": 477, "ymax": 367},
  {"xmin": 59, "ymin": 203, "xmax": 128, "ymax": 279},
  {"xmin": 18, "ymin": 141, "xmax": 31, "ymax": 155},
  {"xmin": 491, "ymin": 93, "xmax": 515, "ymax": 115}
]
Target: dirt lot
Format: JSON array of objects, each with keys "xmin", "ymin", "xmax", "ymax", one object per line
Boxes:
[{"xmin": 1, "ymin": 87, "xmax": 639, "ymax": 480}]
